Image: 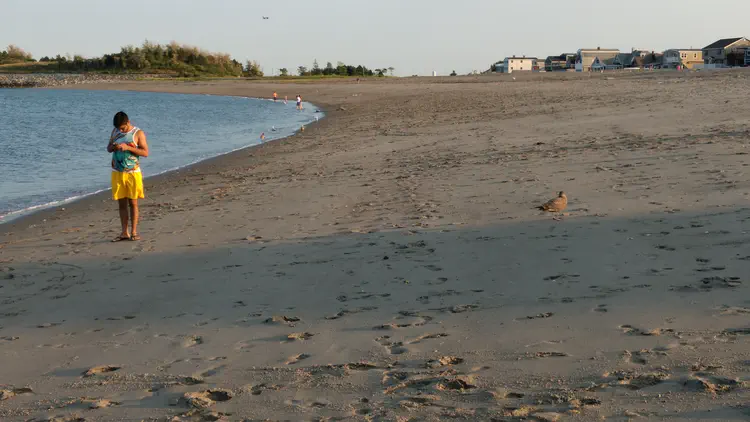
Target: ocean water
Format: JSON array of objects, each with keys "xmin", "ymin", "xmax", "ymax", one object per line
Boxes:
[{"xmin": 0, "ymin": 89, "xmax": 321, "ymax": 223}]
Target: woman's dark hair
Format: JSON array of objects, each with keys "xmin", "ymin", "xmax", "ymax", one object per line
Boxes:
[{"xmin": 113, "ymin": 111, "xmax": 129, "ymax": 128}]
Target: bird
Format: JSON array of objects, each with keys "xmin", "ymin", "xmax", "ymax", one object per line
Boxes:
[
  {"xmin": 262, "ymin": 16, "xmax": 269, "ymax": 20},
  {"xmin": 537, "ymin": 192, "xmax": 568, "ymax": 212}
]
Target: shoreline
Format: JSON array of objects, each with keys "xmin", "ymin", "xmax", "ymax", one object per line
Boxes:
[
  {"xmin": 3, "ymin": 72, "xmax": 750, "ymax": 420},
  {"xmin": 0, "ymin": 89, "xmax": 327, "ymax": 230}
]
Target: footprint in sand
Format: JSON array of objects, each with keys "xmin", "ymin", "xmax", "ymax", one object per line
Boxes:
[
  {"xmin": 431, "ymin": 304, "xmax": 479, "ymax": 314},
  {"xmin": 287, "ymin": 332, "xmax": 314, "ymax": 341},
  {"xmin": 181, "ymin": 335, "xmax": 204, "ymax": 348},
  {"xmin": 246, "ymin": 383, "xmax": 283, "ymax": 396},
  {"xmin": 716, "ymin": 306, "xmax": 750, "ymax": 316},
  {"xmin": 593, "ymin": 304, "xmax": 608, "ymax": 313},
  {"xmin": 602, "ymin": 369, "xmax": 670, "ymax": 390},
  {"xmin": 425, "ymin": 356, "xmax": 464, "ymax": 369},
  {"xmin": 325, "ymin": 306, "xmax": 377, "ymax": 320},
  {"xmin": 622, "ymin": 349, "xmax": 658, "ymax": 365},
  {"xmin": 408, "ymin": 333, "xmax": 449, "ymax": 345},
  {"xmin": 234, "ymin": 340, "xmax": 254, "ymax": 351},
  {"xmin": 532, "ymin": 351, "xmax": 569, "ymax": 358},
  {"xmin": 436, "ymin": 378, "xmax": 476, "ymax": 391},
  {"xmin": 375, "ymin": 336, "xmax": 408, "ymax": 355},
  {"xmin": 199, "ymin": 365, "xmax": 226, "ymax": 377},
  {"xmin": 82, "ymin": 365, "xmax": 120, "ymax": 377},
  {"xmin": 0, "ymin": 387, "xmax": 33, "ymax": 401},
  {"xmin": 700, "ymin": 276, "xmax": 741, "ymax": 289},
  {"xmin": 516, "ymin": 312, "xmax": 554, "ymax": 321},
  {"xmin": 374, "ymin": 312, "xmax": 433, "ymax": 330},
  {"xmin": 81, "ymin": 398, "xmax": 120, "ymax": 409},
  {"xmin": 683, "ymin": 375, "xmax": 741, "ymax": 393},
  {"xmin": 264, "ymin": 315, "xmax": 301, "ymax": 325},
  {"xmin": 285, "ymin": 353, "xmax": 311, "ymax": 365},
  {"xmin": 182, "ymin": 389, "xmax": 233, "ymax": 409},
  {"xmin": 619, "ymin": 325, "xmax": 674, "ymax": 336}
]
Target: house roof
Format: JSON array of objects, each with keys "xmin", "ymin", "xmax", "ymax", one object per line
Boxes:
[
  {"xmin": 703, "ymin": 37, "xmax": 745, "ymax": 50},
  {"xmin": 506, "ymin": 56, "xmax": 538, "ymax": 60},
  {"xmin": 633, "ymin": 54, "xmax": 663, "ymax": 67},
  {"xmin": 665, "ymin": 49, "xmax": 702, "ymax": 52},
  {"xmin": 579, "ymin": 48, "xmax": 619, "ymax": 53}
]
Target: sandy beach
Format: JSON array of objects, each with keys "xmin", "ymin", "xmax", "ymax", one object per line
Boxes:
[{"xmin": 3, "ymin": 70, "xmax": 750, "ymax": 421}]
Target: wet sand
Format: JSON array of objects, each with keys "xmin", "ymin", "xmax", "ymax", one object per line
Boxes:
[{"xmin": 2, "ymin": 70, "xmax": 750, "ymax": 421}]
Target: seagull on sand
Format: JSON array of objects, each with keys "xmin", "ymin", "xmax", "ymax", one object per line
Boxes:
[{"xmin": 537, "ymin": 192, "xmax": 568, "ymax": 212}]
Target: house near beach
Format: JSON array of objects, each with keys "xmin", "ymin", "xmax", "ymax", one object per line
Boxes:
[
  {"xmin": 544, "ymin": 54, "xmax": 575, "ymax": 71},
  {"xmin": 702, "ymin": 37, "xmax": 750, "ymax": 66},
  {"xmin": 575, "ymin": 47, "xmax": 620, "ymax": 71},
  {"xmin": 495, "ymin": 56, "xmax": 539, "ymax": 73},
  {"xmin": 663, "ymin": 49, "xmax": 703, "ymax": 69}
]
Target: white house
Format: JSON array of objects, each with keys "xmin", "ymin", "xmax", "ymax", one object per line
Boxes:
[{"xmin": 498, "ymin": 56, "xmax": 538, "ymax": 73}]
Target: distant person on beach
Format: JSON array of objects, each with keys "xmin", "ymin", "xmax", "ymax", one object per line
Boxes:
[
  {"xmin": 296, "ymin": 95, "xmax": 303, "ymax": 110},
  {"xmin": 107, "ymin": 111, "xmax": 149, "ymax": 242},
  {"xmin": 273, "ymin": 91, "xmax": 278, "ymax": 101}
]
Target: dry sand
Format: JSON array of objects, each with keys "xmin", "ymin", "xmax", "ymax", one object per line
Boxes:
[{"xmin": 2, "ymin": 70, "xmax": 750, "ymax": 421}]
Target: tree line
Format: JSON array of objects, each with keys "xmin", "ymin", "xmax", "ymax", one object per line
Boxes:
[
  {"xmin": 2, "ymin": 43, "xmax": 393, "ymax": 78},
  {"xmin": 0, "ymin": 45, "xmax": 34, "ymax": 64},
  {"xmin": 2, "ymin": 42, "xmax": 245, "ymax": 77},
  {"xmin": 280, "ymin": 60, "xmax": 394, "ymax": 77}
]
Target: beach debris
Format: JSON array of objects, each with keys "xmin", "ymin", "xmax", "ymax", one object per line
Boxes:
[{"xmin": 538, "ymin": 192, "xmax": 568, "ymax": 212}]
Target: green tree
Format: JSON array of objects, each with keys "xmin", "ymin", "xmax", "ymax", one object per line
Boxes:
[
  {"xmin": 450, "ymin": 70, "xmax": 457, "ymax": 76},
  {"xmin": 336, "ymin": 61, "xmax": 347, "ymax": 75},
  {"xmin": 298, "ymin": 65, "xmax": 308, "ymax": 76},
  {"xmin": 245, "ymin": 60, "xmax": 263, "ymax": 77},
  {"xmin": 388, "ymin": 66, "xmax": 395, "ymax": 76},
  {"xmin": 279, "ymin": 67, "xmax": 289, "ymax": 77},
  {"xmin": 324, "ymin": 61, "xmax": 334, "ymax": 75},
  {"xmin": 311, "ymin": 59, "xmax": 321, "ymax": 75}
]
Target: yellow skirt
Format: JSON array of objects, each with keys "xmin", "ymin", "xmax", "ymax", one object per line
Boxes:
[{"xmin": 111, "ymin": 171, "xmax": 144, "ymax": 200}]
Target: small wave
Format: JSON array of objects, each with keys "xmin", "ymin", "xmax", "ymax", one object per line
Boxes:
[{"xmin": 0, "ymin": 188, "xmax": 109, "ymax": 223}]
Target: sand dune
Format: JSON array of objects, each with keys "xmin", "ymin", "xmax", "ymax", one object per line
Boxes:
[{"xmin": 2, "ymin": 70, "xmax": 750, "ymax": 420}]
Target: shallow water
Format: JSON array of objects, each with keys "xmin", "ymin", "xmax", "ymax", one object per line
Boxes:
[{"xmin": 0, "ymin": 89, "xmax": 321, "ymax": 222}]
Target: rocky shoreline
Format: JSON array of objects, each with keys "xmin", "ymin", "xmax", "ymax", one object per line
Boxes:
[{"xmin": 0, "ymin": 73, "xmax": 159, "ymax": 88}]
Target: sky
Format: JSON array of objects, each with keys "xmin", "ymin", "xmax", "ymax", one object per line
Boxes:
[{"xmin": 3, "ymin": 0, "xmax": 750, "ymax": 76}]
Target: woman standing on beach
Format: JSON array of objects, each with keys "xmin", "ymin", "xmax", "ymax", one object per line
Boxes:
[
  {"xmin": 296, "ymin": 94, "xmax": 303, "ymax": 110},
  {"xmin": 107, "ymin": 111, "xmax": 149, "ymax": 242}
]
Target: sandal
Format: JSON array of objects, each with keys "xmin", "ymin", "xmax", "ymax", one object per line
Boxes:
[
  {"xmin": 112, "ymin": 235, "xmax": 131, "ymax": 242},
  {"xmin": 130, "ymin": 234, "xmax": 141, "ymax": 241}
]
